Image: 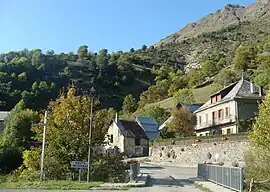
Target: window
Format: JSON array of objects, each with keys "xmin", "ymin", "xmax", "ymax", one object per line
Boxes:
[
  {"xmin": 226, "ymin": 129, "xmax": 231, "ymax": 135},
  {"xmin": 216, "ymin": 95, "xmax": 221, "ymax": 102},
  {"xmin": 135, "ymin": 138, "xmax": 140, "ymax": 146},
  {"xmin": 206, "ymin": 133, "xmax": 209, "ymax": 136},
  {"xmin": 199, "ymin": 116, "xmax": 202, "ymax": 125},
  {"xmin": 199, "ymin": 134, "xmax": 203, "ymax": 137},
  {"xmin": 218, "ymin": 109, "xmax": 224, "ymax": 120},
  {"xmin": 225, "ymin": 107, "xmax": 229, "ymax": 118},
  {"xmin": 110, "ymin": 135, "xmax": 113, "ymax": 143},
  {"xmin": 211, "ymin": 97, "xmax": 216, "ymax": 104},
  {"xmin": 212, "ymin": 111, "xmax": 218, "ymax": 121}
]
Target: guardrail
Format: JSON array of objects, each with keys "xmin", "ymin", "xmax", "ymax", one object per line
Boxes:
[
  {"xmin": 197, "ymin": 164, "xmax": 244, "ymax": 192},
  {"xmin": 130, "ymin": 163, "xmax": 140, "ymax": 181}
]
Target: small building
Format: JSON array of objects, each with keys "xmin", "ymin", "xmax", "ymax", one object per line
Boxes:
[
  {"xmin": 105, "ymin": 115, "xmax": 149, "ymax": 157},
  {"xmin": 194, "ymin": 79, "xmax": 263, "ymax": 136},
  {"xmin": 0, "ymin": 111, "xmax": 10, "ymax": 132},
  {"xmin": 159, "ymin": 102, "xmax": 200, "ymax": 130},
  {"xmin": 136, "ymin": 116, "xmax": 159, "ymax": 140}
]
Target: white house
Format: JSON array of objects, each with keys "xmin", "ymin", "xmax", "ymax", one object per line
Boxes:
[
  {"xmin": 194, "ymin": 78, "xmax": 263, "ymax": 136},
  {"xmin": 105, "ymin": 115, "xmax": 149, "ymax": 157}
]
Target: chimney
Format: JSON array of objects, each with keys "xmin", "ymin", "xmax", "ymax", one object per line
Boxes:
[
  {"xmin": 250, "ymin": 82, "xmax": 255, "ymax": 93},
  {"xmin": 115, "ymin": 113, "xmax": 118, "ymax": 123}
]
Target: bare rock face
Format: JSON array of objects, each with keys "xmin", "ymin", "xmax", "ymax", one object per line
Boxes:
[{"xmin": 156, "ymin": 0, "xmax": 270, "ymax": 46}]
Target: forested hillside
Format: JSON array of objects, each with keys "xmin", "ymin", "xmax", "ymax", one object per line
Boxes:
[
  {"xmin": 1, "ymin": 1, "xmax": 270, "ymax": 114},
  {"xmin": 0, "ymin": 48, "xmax": 155, "ymax": 111}
]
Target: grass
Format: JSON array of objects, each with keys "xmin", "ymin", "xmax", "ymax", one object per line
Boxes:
[
  {"xmin": 192, "ymin": 84, "xmax": 213, "ymax": 104},
  {"xmin": 193, "ymin": 183, "xmax": 213, "ymax": 192},
  {"xmin": 0, "ymin": 180, "xmax": 102, "ymax": 190},
  {"xmin": 140, "ymin": 84, "xmax": 213, "ymax": 111}
]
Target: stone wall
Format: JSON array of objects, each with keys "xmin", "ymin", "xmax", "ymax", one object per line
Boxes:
[{"xmin": 150, "ymin": 139, "xmax": 249, "ymax": 167}]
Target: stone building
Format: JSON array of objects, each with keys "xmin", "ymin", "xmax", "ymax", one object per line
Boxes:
[
  {"xmin": 105, "ymin": 115, "xmax": 149, "ymax": 157},
  {"xmin": 194, "ymin": 78, "xmax": 263, "ymax": 136}
]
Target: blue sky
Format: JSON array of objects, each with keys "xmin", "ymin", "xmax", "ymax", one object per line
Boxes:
[{"xmin": 1, "ymin": 0, "xmax": 254, "ymax": 53}]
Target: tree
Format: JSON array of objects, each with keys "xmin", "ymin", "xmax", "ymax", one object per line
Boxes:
[
  {"xmin": 169, "ymin": 107, "xmax": 196, "ymax": 137},
  {"xmin": 122, "ymin": 94, "xmax": 137, "ymax": 113},
  {"xmin": 234, "ymin": 45, "xmax": 257, "ymax": 71},
  {"xmin": 245, "ymin": 91, "xmax": 270, "ymax": 189},
  {"xmin": 254, "ymin": 54, "xmax": 270, "ymax": 90},
  {"xmin": 28, "ymin": 85, "xmax": 112, "ymax": 179},
  {"xmin": 217, "ymin": 58, "xmax": 227, "ymax": 70},
  {"xmin": 129, "ymin": 48, "xmax": 135, "ymax": 53},
  {"xmin": 1, "ymin": 100, "xmax": 39, "ymax": 149},
  {"xmin": 173, "ymin": 89, "xmax": 195, "ymax": 104},
  {"xmin": 0, "ymin": 147, "xmax": 23, "ymax": 174},
  {"xmin": 168, "ymin": 76, "xmax": 188, "ymax": 97},
  {"xmin": 96, "ymin": 49, "xmax": 109, "ymax": 69},
  {"xmin": 77, "ymin": 45, "xmax": 88, "ymax": 59},
  {"xmin": 201, "ymin": 60, "xmax": 217, "ymax": 77},
  {"xmin": 138, "ymin": 80, "xmax": 170, "ymax": 108},
  {"xmin": 139, "ymin": 106, "xmax": 170, "ymax": 125},
  {"xmin": 187, "ymin": 69, "xmax": 205, "ymax": 87},
  {"xmin": 18, "ymin": 72, "xmax": 27, "ymax": 81},
  {"xmin": 142, "ymin": 45, "xmax": 147, "ymax": 51},
  {"xmin": 213, "ymin": 68, "xmax": 237, "ymax": 88}
]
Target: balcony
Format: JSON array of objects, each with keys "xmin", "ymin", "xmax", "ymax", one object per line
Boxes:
[{"xmin": 195, "ymin": 115, "xmax": 236, "ymax": 130}]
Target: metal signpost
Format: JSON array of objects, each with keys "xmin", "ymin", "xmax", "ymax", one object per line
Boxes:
[{"xmin": 71, "ymin": 161, "xmax": 88, "ymax": 181}]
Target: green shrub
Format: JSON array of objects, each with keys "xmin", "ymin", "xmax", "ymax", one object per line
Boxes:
[{"xmin": 0, "ymin": 147, "xmax": 23, "ymax": 174}]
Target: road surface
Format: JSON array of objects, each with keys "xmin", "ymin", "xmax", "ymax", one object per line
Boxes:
[
  {"xmin": 127, "ymin": 163, "xmax": 203, "ymax": 192},
  {"xmin": 0, "ymin": 163, "xmax": 203, "ymax": 192}
]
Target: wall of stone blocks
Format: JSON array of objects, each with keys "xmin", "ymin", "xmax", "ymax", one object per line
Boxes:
[{"xmin": 150, "ymin": 139, "xmax": 249, "ymax": 167}]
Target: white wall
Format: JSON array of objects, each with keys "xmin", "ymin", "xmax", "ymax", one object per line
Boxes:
[
  {"xmin": 195, "ymin": 100, "xmax": 237, "ymax": 130},
  {"xmin": 106, "ymin": 122, "xmax": 149, "ymax": 157},
  {"xmin": 106, "ymin": 122, "xmax": 125, "ymax": 152},
  {"xmin": 196, "ymin": 125, "xmax": 237, "ymax": 136}
]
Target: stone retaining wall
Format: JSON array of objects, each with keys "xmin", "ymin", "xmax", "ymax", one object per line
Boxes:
[{"xmin": 150, "ymin": 139, "xmax": 249, "ymax": 167}]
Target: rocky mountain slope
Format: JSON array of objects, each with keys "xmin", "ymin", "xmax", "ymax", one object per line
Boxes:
[{"xmin": 157, "ymin": 0, "xmax": 270, "ymax": 46}]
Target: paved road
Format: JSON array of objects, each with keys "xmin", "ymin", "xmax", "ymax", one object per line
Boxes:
[
  {"xmin": 126, "ymin": 163, "xmax": 203, "ymax": 192},
  {"xmin": 0, "ymin": 163, "xmax": 203, "ymax": 192}
]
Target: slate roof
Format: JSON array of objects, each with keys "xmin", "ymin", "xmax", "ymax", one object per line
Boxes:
[
  {"xmin": 195, "ymin": 79, "xmax": 262, "ymax": 113},
  {"xmin": 0, "ymin": 111, "xmax": 10, "ymax": 121},
  {"xmin": 177, "ymin": 102, "xmax": 200, "ymax": 113},
  {"xmin": 136, "ymin": 116, "xmax": 159, "ymax": 140},
  {"xmin": 116, "ymin": 120, "xmax": 148, "ymax": 139},
  {"xmin": 223, "ymin": 79, "xmax": 261, "ymax": 100}
]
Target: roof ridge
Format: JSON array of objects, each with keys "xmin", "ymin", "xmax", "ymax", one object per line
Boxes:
[
  {"xmin": 119, "ymin": 119, "xmax": 136, "ymax": 123},
  {"xmin": 234, "ymin": 78, "xmax": 245, "ymax": 96}
]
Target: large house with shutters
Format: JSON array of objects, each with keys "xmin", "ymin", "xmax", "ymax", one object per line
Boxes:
[{"xmin": 194, "ymin": 78, "xmax": 263, "ymax": 136}]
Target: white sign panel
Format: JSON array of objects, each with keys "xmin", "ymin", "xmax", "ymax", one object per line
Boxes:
[{"xmin": 70, "ymin": 161, "xmax": 88, "ymax": 169}]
